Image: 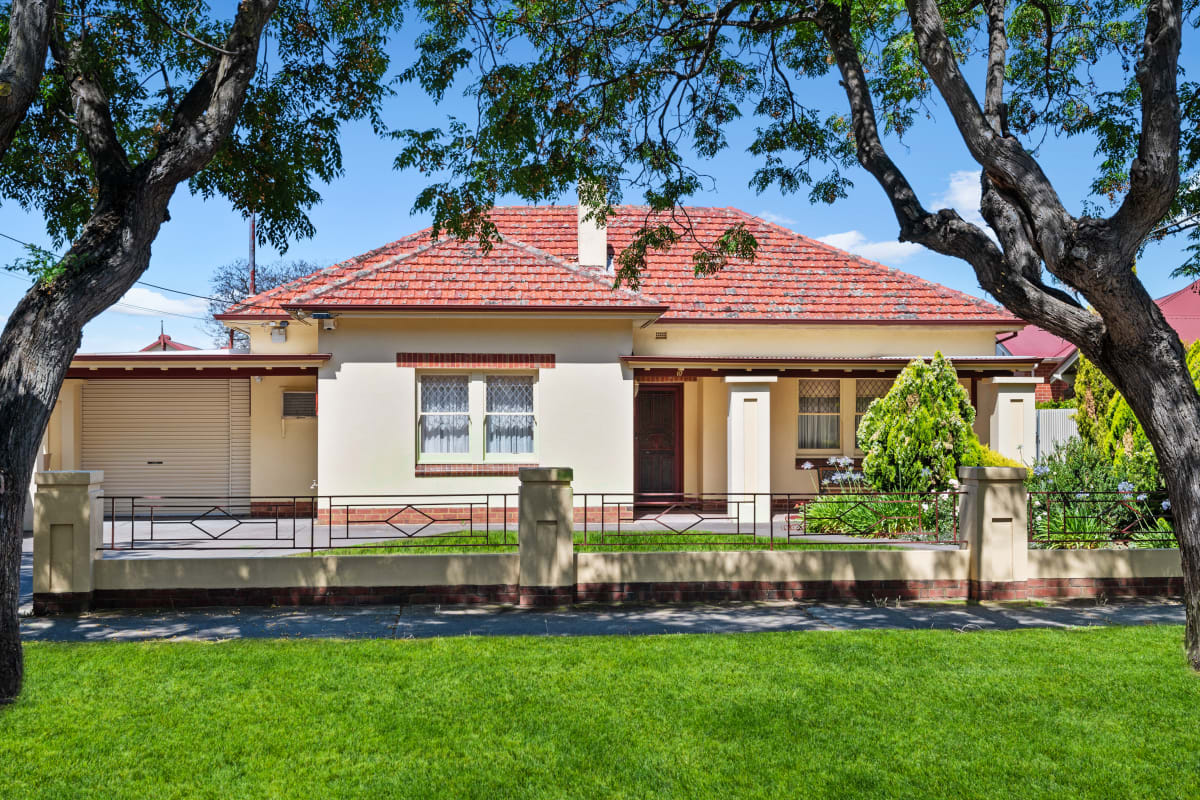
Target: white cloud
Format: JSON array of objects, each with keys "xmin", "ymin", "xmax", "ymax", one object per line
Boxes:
[
  {"xmin": 757, "ymin": 210, "xmax": 798, "ymax": 226},
  {"xmin": 933, "ymin": 169, "xmax": 988, "ymax": 228},
  {"xmin": 113, "ymin": 287, "xmax": 208, "ymax": 318},
  {"xmin": 817, "ymin": 230, "xmax": 922, "ymax": 264}
]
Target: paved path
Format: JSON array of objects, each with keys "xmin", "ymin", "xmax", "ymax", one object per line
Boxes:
[{"xmin": 20, "ymin": 599, "xmax": 1184, "ymax": 643}]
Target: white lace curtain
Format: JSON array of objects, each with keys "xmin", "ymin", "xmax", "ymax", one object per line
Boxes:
[
  {"xmin": 485, "ymin": 376, "xmax": 534, "ymax": 454},
  {"xmin": 420, "ymin": 375, "xmax": 470, "ymax": 453}
]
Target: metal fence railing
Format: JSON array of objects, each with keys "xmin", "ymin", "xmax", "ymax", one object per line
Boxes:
[
  {"xmin": 1027, "ymin": 490, "xmax": 1177, "ymax": 549},
  {"xmin": 573, "ymin": 491, "xmax": 964, "ymax": 551},
  {"xmin": 100, "ymin": 494, "xmax": 519, "ymax": 554}
]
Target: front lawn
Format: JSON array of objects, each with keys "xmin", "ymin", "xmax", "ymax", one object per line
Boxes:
[
  {"xmin": 304, "ymin": 530, "xmax": 908, "ymax": 555},
  {"xmin": 2, "ymin": 627, "xmax": 1198, "ymax": 798}
]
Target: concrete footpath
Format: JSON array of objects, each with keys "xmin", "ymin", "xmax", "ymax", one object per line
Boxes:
[
  {"xmin": 17, "ymin": 534, "xmax": 1185, "ymax": 642},
  {"xmin": 20, "ymin": 598, "xmax": 1185, "ymax": 643}
]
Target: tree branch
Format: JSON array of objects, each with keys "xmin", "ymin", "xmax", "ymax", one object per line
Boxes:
[
  {"xmin": 1107, "ymin": 0, "xmax": 1183, "ymax": 253},
  {"xmin": 815, "ymin": 0, "xmax": 1102, "ymax": 350},
  {"xmin": 50, "ymin": 34, "xmax": 133, "ymax": 198},
  {"xmin": 982, "ymin": 0, "xmax": 1007, "ymax": 134},
  {"xmin": 145, "ymin": 4, "xmax": 238, "ymax": 56},
  {"xmin": 0, "ymin": 0, "xmax": 56, "ymax": 158},
  {"xmin": 145, "ymin": 0, "xmax": 278, "ymax": 189},
  {"xmin": 904, "ymin": 0, "xmax": 1075, "ymax": 273}
]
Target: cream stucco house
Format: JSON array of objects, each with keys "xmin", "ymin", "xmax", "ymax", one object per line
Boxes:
[{"xmin": 37, "ymin": 206, "xmax": 1039, "ymax": 520}]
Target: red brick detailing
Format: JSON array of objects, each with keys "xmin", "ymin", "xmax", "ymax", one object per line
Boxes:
[
  {"xmin": 575, "ymin": 580, "xmax": 970, "ymax": 603},
  {"xmin": 635, "ymin": 374, "xmax": 697, "ymax": 383},
  {"xmin": 1025, "ymin": 577, "xmax": 1183, "ymax": 599},
  {"xmin": 1033, "ymin": 360, "xmax": 1072, "ymax": 402},
  {"xmin": 81, "ymin": 585, "xmax": 520, "ymax": 611},
  {"xmin": 414, "ymin": 463, "xmax": 535, "ymax": 478},
  {"xmin": 969, "ymin": 580, "xmax": 1029, "ymax": 601},
  {"xmin": 251, "ymin": 500, "xmax": 315, "ymax": 518},
  {"xmin": 518, "ymin": 586, "xmax": 576, "ymax": 607},
  {"xmin": 317, "ymin": 506, "xmax": 518, "ymax": 525},
  {"xmin": 397, "ymin": 352, "xmax": 555, "ymax": 369},
  {"xmin": 32, "ymin": 592, "xmax": 92, "ymax": 614}
]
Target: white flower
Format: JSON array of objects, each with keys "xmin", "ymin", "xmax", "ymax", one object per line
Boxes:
[
  {"xmin": 1162, "ymin": 500, "xmax": 1172, "ymax": 511},
  {"xmin": 1117, "ymin": 481, "xmax": 1135, "ymax": 494},
  {"xmin": 1136, "ymin": 493, "xmax": 1148, "ymax": 502},
  {"xmin": 800, "ymin": 461, "xmax": 814, "ymax": 470}
]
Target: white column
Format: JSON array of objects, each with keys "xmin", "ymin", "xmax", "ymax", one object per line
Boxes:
[
  {"xmin": 725, "ymin": 377, "xmax": 775, "ymax": 525},
  {"xmin": 980, "ymin": 377, "xmax": 1040, "ymax": 464}
]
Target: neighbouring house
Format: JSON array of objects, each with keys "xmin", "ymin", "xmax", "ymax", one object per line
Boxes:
[
  {"xmin": 36, "ymin": 206, "xmax": 1040, "ymax": 521},
  {"xmin": 1002, "ymin": 279, "xmax": 1200, "ymax": 402},
  {"xmin": 140, "ymin": 331, "xmax": 201, "ymax": 352}
]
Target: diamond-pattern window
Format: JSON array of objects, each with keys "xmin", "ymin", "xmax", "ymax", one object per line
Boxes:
[
  {"xmin": 854, "ymin": 378, "xmax": 893, "ymax": 442},
  {"xmin": 419, "ymin": 376, "xmax": 470, "ymax": 454},
  {"xmin": 486, "ymin": 376, "xmax": 534, "ymax": 454},
  {"xmin": 798, "ymin": 379, "xmax": 840, "ymax": 450},
  {"xmin": 486, "ymin": 376, "xmax": 533, "ymax": 413},
  {"xmin": 421, "ymin": 376, "xmax": 469, "ymax": 413}
]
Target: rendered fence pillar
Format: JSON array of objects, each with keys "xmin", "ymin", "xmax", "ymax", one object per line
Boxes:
[
  {"xmin": 958, "ymin": 466, "xmax": 1029, "ymax": 601},
  {"xmin": 517, "ymin": 467, "xmax": 575, "ymax": 606},
  {"xmin": 725, "ymin": 377, "xmax": 774, "ymax": 525},
  {"xmin": 33, "ymin": 470, "xmax": 104, "ymax": 614}
]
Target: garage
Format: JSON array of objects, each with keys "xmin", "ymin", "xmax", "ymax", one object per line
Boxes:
[{"xmin": 80, "ymin": 379, "xmax": 250, "ymax": 499}]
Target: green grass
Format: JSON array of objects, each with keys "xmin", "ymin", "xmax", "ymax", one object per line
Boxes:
[
  {"xmin": 301, "ymin": 530, "xmax": 908, "ymax": 555},
  {"xmin": 2, "ymin": 627, "xmax": 1198, "ymax": 798}
]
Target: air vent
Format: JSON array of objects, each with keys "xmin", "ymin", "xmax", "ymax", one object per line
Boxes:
[
  {"xmin": 282, "ymin": 391, "xmax": 316, "ymax": 418},
  {"xmin": 655, "ymin": 331, "xmax": 668, "ymax": 340}
]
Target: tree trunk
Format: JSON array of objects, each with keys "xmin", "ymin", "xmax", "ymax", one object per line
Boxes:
[
  {"xmin": 0, "ymin": 286, "xmax": 86, "ymax": 702},
  {"xmin": 1088, "ymin": 332, "xmax": 1200, "ymax": 669},
  {"xmin": 0, "ymin": 184, "xmax": 175, "ymax": 702}
]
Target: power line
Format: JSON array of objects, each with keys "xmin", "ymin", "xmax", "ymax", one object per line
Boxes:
[
  {"xmin": 113, "ymin": 302, "xmax": 213, "ymax": 322},
  {"xmin": 0, "ymin": 229, "xmax": 287, "ymax": 312}
]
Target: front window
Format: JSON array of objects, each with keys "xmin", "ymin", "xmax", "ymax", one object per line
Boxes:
[
  {"xmin": 797, "ymin": 379, "xmax": 841, "ymax": 450},
  {"xmin": 419, "ymin": 375, "xmax": 470, "ymax": 454},
  {"xmin": 485, "ymin": 376, "xmax": 535, "ymax": 454},
  {"xmin": 417, "ymin": 373, "xmax": 537, "ymax": 461},
  {"xmin": 854, "ymin": 378, "xmax": 892, "ymax": 437}
]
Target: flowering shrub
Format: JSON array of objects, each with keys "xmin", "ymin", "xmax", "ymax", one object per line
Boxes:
[
  {"xmin": 1026, "ymin": 437, "xmax": 1175, "ymax": 549},
  {"xmin": 797, "ymin": 461, "xmax": 960, "ymax": 542},
  {"xmin": 857, "ymin": 353, "xmax": 976, "ymax": 492}
]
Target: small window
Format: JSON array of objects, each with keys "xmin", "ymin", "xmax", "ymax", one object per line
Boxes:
[
  {"xmin": 282, "ymin": 391, "xmax": 316, "ymax": 418},
  {"xmin": 485, "ymin": 375, "xmax": 534, "ymax": 454},
  {"xmin": 854, "ymin": 378, "xmax": 892, "ymax": 436},
  {"xmin": 419, "ymin": 375, "xmax": 471, "ymax": 454},
  {"xmin": 797, "ymin": 379, "xmax": 840, "ymax": 450}
]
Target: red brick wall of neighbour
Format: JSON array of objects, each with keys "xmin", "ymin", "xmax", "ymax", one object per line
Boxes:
[
  {"xmin": 1033, "ymin": 361, "xmax": 1071, "ymax": 402},
  {"xmin": 396, "ymin": 353, "xmax": 555, "ymax": 369}
]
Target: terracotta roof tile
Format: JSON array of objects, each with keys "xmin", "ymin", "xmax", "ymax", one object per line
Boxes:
[{"xmin": 220, "ymin": 206, "xmax": 1015, "ymax": 324}]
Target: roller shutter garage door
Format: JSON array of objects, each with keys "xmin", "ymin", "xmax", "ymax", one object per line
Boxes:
[{"xmin": 81, "ymin": 379, "xmax": 250, "ymax": 498}]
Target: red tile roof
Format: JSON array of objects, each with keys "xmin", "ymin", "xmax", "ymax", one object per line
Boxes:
[{"xmin": 219, "ymin": 206, "xmax": 1017, "ymax": 324}]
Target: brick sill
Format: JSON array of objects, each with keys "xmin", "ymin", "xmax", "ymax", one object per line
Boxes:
[{"xmin": 415, "ymin": 463, "xmax": 538, "ymax": 477}]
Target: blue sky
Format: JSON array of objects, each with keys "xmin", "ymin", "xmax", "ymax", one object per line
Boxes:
[{"xmin": 1, "ymin": 18, "xmax": 1196, "ymax": 352}]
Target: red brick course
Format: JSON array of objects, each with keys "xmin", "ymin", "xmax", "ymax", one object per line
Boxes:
[
  {"xmin": 81, "ymin": 585, "xmax": 520, "ymax": 611},
  {"xmin": 397, "ymin": 352, "xmax": 555, "ymax": 369},
  {"xmin": 1026, "ymin": 577, "xmax": 1183, "ymax": 598}
]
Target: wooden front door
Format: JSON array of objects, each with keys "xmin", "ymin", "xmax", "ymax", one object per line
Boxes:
[{"xmin": 635, "ymin": 386, "xmax": 682, "ymax": 496}]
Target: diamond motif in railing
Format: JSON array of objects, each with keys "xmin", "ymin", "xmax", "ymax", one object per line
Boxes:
[
  {"xmin": 384, "ymin": 505, "xmax": 437, "ymax": 537},
  {"xmin": 189, "ymin": 506, "xmax": 243, "ymax": 538}
]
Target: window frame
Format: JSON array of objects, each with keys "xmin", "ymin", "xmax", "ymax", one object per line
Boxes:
[
  {"xmin": 852, "ymin": 377, "xmax": 893, "ymax": 454},
  {"xmin": 416, "ymin": 370, "xmax": 539, "ymax": 464},
  {"xmin": 795, "ymin": 378, "xmax": 843, "ymax": 456}
]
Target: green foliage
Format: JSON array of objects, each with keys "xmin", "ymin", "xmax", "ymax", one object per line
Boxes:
[
  {"xmin": 965, "ymin": 442, "xmax": 1024, "ymax": 468},
  {"xmin": 0, "ymin": 1, "xmax": 405, "ymax": 261},
  {"xmin": 399, "ymin": 1, "xmax": 1200, "ymax": 286},
  {"xmin": 857, "ymin": 353, "xmax": 976, "ymax": 492},
  {"xmin": 1036, "ymin": 398, "xmax": 1076, "ymax": 410},
  {"xmin": 1073, "ymin": 340, "xmax": 1200, "ymax": 490},
  {"xmin": 6, "ymin": 629, "xmax": 1200, "ymax": 798},
  {"xmin": 1025, "ymin": 436, "xmax": 1175, "ymax": 549}
]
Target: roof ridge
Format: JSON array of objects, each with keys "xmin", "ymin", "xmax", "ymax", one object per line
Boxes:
[
  {"xmin": 230, "ymin": 229, "xmax": 438, "ymax": 311},
  {"xmin": 499, "ymin": 236, "xmax": 657, "ymax": 303},
  {"xmin": 288, "ymin": 237, "xmax": 446, "ymax": 305}
]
